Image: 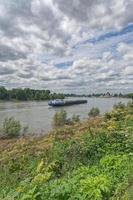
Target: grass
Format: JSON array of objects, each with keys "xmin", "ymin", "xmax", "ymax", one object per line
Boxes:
[{"xmin": 0, "ymin": 103, "xmax": 133, "ymax": 199}]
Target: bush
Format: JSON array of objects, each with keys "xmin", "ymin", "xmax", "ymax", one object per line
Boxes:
[
  {"xmin": 104, "ymin": 109, "xmax": 126, "ymax": 122},
  {"xmin": 2, "ymin": 117, "xmax": 21, "ymax": 138},
  {"xmin": 88, "ymin": 107, "xmax": 100, "ymax": 117},
  {"xmin": 53, "ymin": 110, "xmax": 67, "ymax": 127},
  {"xmin": 1, "ymin": 102, "xmax": 133, "ymax": 199},
  {"xmin": 71, "ymin": 114, "xmax": 80, "ymax": 123},
  {"xmin": 53, "ymin": 111, "xmax": 81, "ymax": 127},
  {"xmin": 127, "ymin": 101, "xmax": 133, "ymax": 108},
  {"xmin": 113, "ymin": 102, "xmax": 125, "ymax": 109},
  {"xmin": 127, "ymin": 101, "xmax": 133, "ymax": 115}
]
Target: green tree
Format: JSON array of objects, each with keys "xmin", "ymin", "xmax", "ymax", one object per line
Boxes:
[
  {"xmin": 53, "ymin": 110, "xmax": 67, "ymax": 127},
  {"xmin": 71, "ymin": 114, "xmax": 80, "ymax": 123},
  {"xmin": 24, "ymin": 88, "xmax": 34, "ymax": 100},
  {"xmin": 16, "ymin": 89, "xmax": 27, "ymax": 100},
  {"xmin": 2, "ymin": 117, "xmax": 21, "ymax": 138},
  {"xmin": 0, "ymin": 87, "xmax": 9, "ymax": 100},
  {"xmin": 0, "ymin": 87, "xmax": 64, "ymax": 101},
  {"xmin": 113, "ymin": 102, "xmax": 125, "ymax": 109},
  {"xmin": 88, "ymin": 107, "xmax": 100, "ymax": 117}
]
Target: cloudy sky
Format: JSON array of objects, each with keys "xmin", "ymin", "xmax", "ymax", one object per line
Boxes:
[{"xmin": 0, "ymin": 0, "xmax": 133, "ymax": 94}]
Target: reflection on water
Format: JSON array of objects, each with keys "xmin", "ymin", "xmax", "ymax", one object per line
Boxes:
[{"xmin": 0, "ymin": 98, "xmax": 130, "ymax": 134}]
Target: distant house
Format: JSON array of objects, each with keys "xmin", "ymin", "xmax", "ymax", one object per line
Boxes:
[{"xmin": 104, "ymin": 92, "xmax": 112, "ymax": 98}]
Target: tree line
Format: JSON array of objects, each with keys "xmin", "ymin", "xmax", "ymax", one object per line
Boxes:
[
  {"xmin": 0, "ymin": 86, "xmax": 132, "ymax": 101},
  {"xmin": 0, "ymin": 87, "xmax": 65, "ymax": 101},
  {"xmin": 65, "ymin": 92, "xmax": 133, "ymax": 98}
]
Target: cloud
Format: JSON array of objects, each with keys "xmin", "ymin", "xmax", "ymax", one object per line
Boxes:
[
  {"xmin": 0, "ymin": 65, "xmax": 16, "ymax": 75},
  {"xmin": 0, "ymin": 0, "xmax": 132, "ymax": 93}
]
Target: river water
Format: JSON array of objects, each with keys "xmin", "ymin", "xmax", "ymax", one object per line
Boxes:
[{"xmin": 0, "ymin": 98, "xmax": 130, "ymax": 134}]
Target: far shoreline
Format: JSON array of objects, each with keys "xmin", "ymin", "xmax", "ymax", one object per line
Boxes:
[{"xmin": 0, "ymin": 96, "xmax": 132, "ymax": 103}]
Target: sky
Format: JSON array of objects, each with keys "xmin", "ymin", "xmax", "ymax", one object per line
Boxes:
[{"xmin": 0, "ymin": 0, "xmax": 133, "ymax": 94}]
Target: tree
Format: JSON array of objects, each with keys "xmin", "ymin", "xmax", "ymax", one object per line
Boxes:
[
  {"xmin": 0, "ymin": 87, "xmax": 9, "ymax": 100},
  {"xmin": 53, "ymin": 110, "xmax": 67, "ymax": 127},
  {"xmin": 113, "ymin": 102, "xmax": 125, "ymax": 109},
  {"xmin": 88, "ymin": 107, "xmax": 100, "ymax": 117},
  {"xmin": 71, "ymin": 114, "xmax": 80, "ymax": 123},
  {"xmin": 2, "ymin": 117, "xmax": 21, "ymax": 138},
  {"xmin": 24, "ymin": 88, "xmax": 34, "ymax": 100},
  {"xmin": 15, "ymin": 89, "xmax": 27, "ymax": 100},
  {"xmin": 0, "ymin": 87, "xmax": 65, "ymax": 101}
]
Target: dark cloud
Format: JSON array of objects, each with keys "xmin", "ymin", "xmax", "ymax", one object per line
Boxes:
[
  {"xmin": 0, "ymin": 45, "xmax": 26, "ymax": 61},
  {"xmin": 0, "ymin": 66, "xmax": 16, "ymax": 75},
  {"xmin": 56, "ymin": 0, "xmax": 98, "ymax": 22}
]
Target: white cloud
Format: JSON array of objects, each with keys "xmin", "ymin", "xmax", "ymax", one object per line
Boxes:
[{"xmin": 0, "ymin": 0, "xmax": 132, "ymax": 93}]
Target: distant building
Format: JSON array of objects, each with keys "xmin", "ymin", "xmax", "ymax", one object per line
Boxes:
[{"xmin": 104, "ymin": 92, "xmax": 112, "ymax": 98}]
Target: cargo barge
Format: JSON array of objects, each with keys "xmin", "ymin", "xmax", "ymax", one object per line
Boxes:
[{"xmin": 48, "ymin": 99, "xmax": 87, "ymax": 107}]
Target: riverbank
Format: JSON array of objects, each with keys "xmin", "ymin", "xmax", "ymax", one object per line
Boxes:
[
  {"xmin": 0, "ymin": 97, "xmax": 130, "ymax": 134},
  {"xmin": 0, "ymin": 87, "xmax": 132, "ymax": 102},
  {"xmin": 0, "ymin": 102, "xmax": 133, "ymax": 199}
]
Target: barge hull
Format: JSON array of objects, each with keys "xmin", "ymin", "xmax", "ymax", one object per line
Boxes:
[{"xmin": 49, "ymin": 100, "xmax": 87, "ymax": 107}]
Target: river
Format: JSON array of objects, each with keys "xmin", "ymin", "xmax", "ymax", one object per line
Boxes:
[{"xmin": 0, "ymin": 98, "xmax": 130, "ymax": 135}]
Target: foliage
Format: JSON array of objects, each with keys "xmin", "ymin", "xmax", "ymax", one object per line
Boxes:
[
  {"xmin": 53, "ymin": 111, "xmax": 81, "ymax": 127},
  {"xmin": 126, "ymin": 93, "xmax": 133, "ymax": 99},
  {"xmin": 53, "ymin": 110, "xmax": 67, "ymax": 127},
  {"xmin": 71, "ymin": 114, "xmax": 80, "ymax": 123},
  {"xmin": 0, "ymin": 87, "xmax": 65, "ymax": 101},
  {"xmin": 88, "ymin": 107, "xmax": 100, "ymax": 117},
  {"xmin": 6, "ymin": 154, "xmax": 131, "ymax": 200},
  {"xmin": 113, "ymin": 102, "xmax": 126, "ymax": 109},
  {"xmin": 0, "ymin": 102, "xmax": 133, "ymax": 199},
  {"xmin": 2, "ymin": 117, "xmax": 21, "ymax": 138},
  {"xmin": 0, "ymin": 86, "xmax": 9, "ymax": 100}
]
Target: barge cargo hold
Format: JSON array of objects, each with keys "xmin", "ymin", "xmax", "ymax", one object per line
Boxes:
[{"xmin": 48, "ymin": 99, "xmax": 87, "ymax": 107}]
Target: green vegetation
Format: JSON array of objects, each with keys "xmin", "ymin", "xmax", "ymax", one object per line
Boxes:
[
  {"xmin": 88, "ymin": 107, "xmax": 100, "ymax": 117},
  {"xmin": 53, "ymin": 110, "xmax": 68, "ymax": 127},
  {"xmin": 0, "ymin": 102, "xmax": 133, "ymax": 199},
  {"xmin": 53, "ymin": 110, "xmax": 80, "ymax": 127},
  {"xmin": 71, "ymin": 114, "xmax": 80, "ymax": 123},
  {"xmin": 0, "ymin": 86, "xmax": 132, "ymax": 101},
  {"xmin": 0, "ymin": 87, "xmax": 65, "ymax": 101},
  {"xmin": 1, "ymin": 117, "xmax": 22, "ymax": 138},
  {"xmin": 113, "ymin": 102, "xmax": 126, "ymax": 109},
  {"xmin": 65, "ymin": 92, "xmax": 133, "ymax": 98},
  {"xmin": 125, "ymin": 93, "xmax": 133, "ymax": 99}
]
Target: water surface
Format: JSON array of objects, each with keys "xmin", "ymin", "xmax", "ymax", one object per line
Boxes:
[{"xmin": 0, "ymin": 98, "xmax": 130, "ymax": 134}]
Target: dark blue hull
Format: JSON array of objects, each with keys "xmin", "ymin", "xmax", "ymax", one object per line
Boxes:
[{"xmin": 48, "ymin": 100, "xmax": 87, "ymax": 107}]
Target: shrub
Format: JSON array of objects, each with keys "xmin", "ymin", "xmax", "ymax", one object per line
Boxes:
[
  {"xmin": 71, "ymin": 114, "xmax": 80, "ymax": 123},
  {"xmin": 1, "ymin": 102, "xmax": 133, "ymax": 199},
  {"xmin": 54, "ymin": 127, "xmax": 74, "ymax": 141},
  {"xmin": 127, "ymin": 101, "xmax": 133, "ymax": 108},
  {"xmin": 2, "ymin": 117, "xmax": 21, "ymax": 138},
  {"xmin": 80, "ymin": 175, "xmax": 111, "ymax": 199},
  {"xmin": 127, "ymin": 101, "xmax": 133, "ymax": 115},
  {"xmin": 88, "ymin": 107, "xmax": 100, "ymax": 117},
  {"xmin": 113, "ymin": 102, "xmax": 125, "ymax": 109},
  {"xmin": 53, "ymin": 110, "xmax": 67, "ymax": 127},
  {"xmin": 104, "ymin": 109, "xmax": 126, "ymax": 122}
]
